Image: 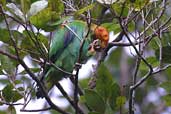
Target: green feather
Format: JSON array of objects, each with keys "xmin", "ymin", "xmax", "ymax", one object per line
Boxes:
[{"xmin": 43, "ymin": 20, "xmax": 93, "ymax": 92}]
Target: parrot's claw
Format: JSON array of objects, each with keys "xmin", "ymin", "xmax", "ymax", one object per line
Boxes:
[
  {"xmin": 75, "ymin": 62, "xmax": 82, "ymax": 69},
  {"xmin": 72, "ymin": 63, "xmax": 82, "ymax": 75}
]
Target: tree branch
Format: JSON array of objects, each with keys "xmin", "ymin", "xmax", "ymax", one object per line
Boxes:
[{"xmin": 20, "ymin": 107, "xmax": 52, "ymax": 112}]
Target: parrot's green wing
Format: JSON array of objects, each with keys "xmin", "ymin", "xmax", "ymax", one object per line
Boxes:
[{"xmin": 41, "ymin": 20, "xmax": 92, "ymax": 94}]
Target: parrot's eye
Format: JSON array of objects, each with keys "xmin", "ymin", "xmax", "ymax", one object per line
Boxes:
[{"xmin": 88, "ymin": 44, "xmax": 93, "ymax": 51}]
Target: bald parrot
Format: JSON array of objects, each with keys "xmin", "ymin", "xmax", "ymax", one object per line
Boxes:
[{"xmin": 36, "ymin": 20, "xmax": 109, "ymax": 98}]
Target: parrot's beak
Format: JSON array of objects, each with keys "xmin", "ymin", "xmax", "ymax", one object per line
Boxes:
[
  {"xmin": 88, "ymin": 39, "xmax": 103, "ymax": 53},
  {"xmin": 88, "ymin": 41, "xmax": 96, "ymax": 55}
]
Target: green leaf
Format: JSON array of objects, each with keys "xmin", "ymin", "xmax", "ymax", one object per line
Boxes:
[
  {"xmin": 165, "ymin": 67, "xmax": 171, "ymax": 80},
  {"xmin": 0, "ymin": 0, "xmax": 6, "ymax": 7},
  {"xmin": 149, "ymin": 38, "xmax": 159, "ymax": 50},
  {"xmin": 146, "ymin": 76, "xmax": 158, "ymax": 86},
  {"xmin": 155, "ymin": 46, "xmax": 171, "ymax": 63},
  {"xmin": 160, "ymin": 81, "xmax": 171, "ymax": 93},
  {"xmin": 29, "ymin": 0, "xmax": 64, "ymax": 30},
  {"xmin": 106, "ymin": 47, "xmax": 122, "ymax": 67},
  {"xmin": 6, "ymin": 3, "xmax": 25, "ymax": 22},
  {"xmin": 0, "ymin": 54, "xmax": 15, "ymax": 74},
  {"xmin": 7, "ymin": 106, "xmax": 16, "ymax": 114},
  {"xmin": 29, "ymin": 8, "xmax": 53, "ymax": 29},
  {"xmin": 75, "ymin": 4, "xmax": 95, "ymax": 16},
  {"xmin": 20, "ymin": 34, "xmax": 35, "ymax": 55},
  {"xmin": 2, "ymin": 84, "xmax": 23, "ymax": 102},
  {"xmin": 139, "ymin": 57, "xmax": 159, "ymax": 77},
  {"xmin": 162, "ymin": 94, "xmax": 171, "ymax": 106},
  {"xmin": 14, "ymin": 80, "xmax": 22, "ymax": 85},
  {"xmin": 79, "ymin": 96, "xmax": 86, "ymax": 104},
  {"xmin": 79, "ymin": 78, "xmax": 90, "ymax": 89},
  {"xmin": 27, "ymin": 0, "xmax": 48, "ymax": 17},
  {"xmin": 101, "ymin": 22, "xmax": 120, "ymax": 33},
  {"xmin": 134, "ymin": 88, "xmax": 147, "ymax": 104},
  {"xmin": 90, "ymin": 3, "xmax": 103, "ymax": 19},
  {"xmin": 127, "ymin": 21, "xmax": 135, "ymax": 32},
  {"xmin": 116, "ymin": 96, "xmax": 126, "ymax": 109},
  {"xmin": 109, "ymin": 83, "xmax": 121, "ymax": 111},
  {"xmin": 84, "ymin": 89, "xmax": 106, "ymax": 113},
  {"xmin": 146, "ymin": 57, "xmax": 159, "ymax": 67},
  {"xmin": 112, "ymin": 2, "xmax": 129, "ymax": 17},
  {"xmin": 12, "ymin": 91, "xmax": 23, "ymax": 102},
  {"xmin": 140, "ymin": 57, "xmax": 159, "ymax": 71},
  {"xmin": 0, "ymin": 111, "xmax": 6, "ymax": 114},
  {"xmin": 20, "ymin": 0, "xmax": 31, "ymax": 14},
  {"xmin": 0, "ymin": 29, "xmax": 23, "ymax": 46},
  {"xmin": 149, "ymin": 32, "xmax": 171, "ymax": 51},
  {"xmin": 2, "ymin": 84, "xmax": 14, "ymax": 102},
  {"xmin": 128, "ymin": 0, "xmax": 150, "ymax": 11},
  {"xmin": 105, "ymin": 103, "xmax": 115, "ymax": 114},
  {"xmin": 21, "ymin": 30, "xmax": 48, "ymax": 58},
  {"xmin": 161, "ymin": 33, "xmax": 171, "ymax": 46},
  {"xmin": 96, "ymin": 63, "xmax": 114, "ymax": 102},
  {"xmin": 48, "ymin": 0, "xmax": 64, "ymax": 14}
]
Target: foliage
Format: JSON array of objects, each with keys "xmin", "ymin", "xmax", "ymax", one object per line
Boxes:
[{"xmin": 0, "ymin": 0, "xmax": 171, "ymax": 114}]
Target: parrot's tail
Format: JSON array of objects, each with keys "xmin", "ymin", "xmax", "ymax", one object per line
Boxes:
[{"xmin": 36, "ymin": 87, "xmax": 45, "ymax": 98}]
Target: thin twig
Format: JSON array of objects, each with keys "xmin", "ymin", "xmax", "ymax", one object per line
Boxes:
[
  {"xmin": 73, "ymin": 39, "xmax": 86, "ymax": 114},
  {"xmin": 0, "ymin": 101, "xmax": 23, "ymax": 106},
  {"xmin": 0, "ymin": 49, "xmax": 18, "ymax": 60},
  {"xmin": 137, "ymin": 0, "xmax": 166, "ymax": 40},
  {"xmin": 63, "ymin": 23, "xmax": 82, "ymax": 41},
  {"xmin": 20, "ymin": 107, "xmax": 52, "ymax": 112}
]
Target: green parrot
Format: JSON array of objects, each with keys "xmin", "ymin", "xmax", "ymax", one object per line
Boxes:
[
  {"xmin": 36, "ymin": 20, "xmax": 109, "ymax": 98},
  {"xmin": 36, "ymin": 20, "xmax": 93, "ymax": 98}
]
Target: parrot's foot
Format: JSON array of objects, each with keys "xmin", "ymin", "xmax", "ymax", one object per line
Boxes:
[
  {"xmin": 75, "ymin": 62, "xmax": 82, "ymax": 69},
  {"xmin": 36, "ymin": 87, "xmax": 45, "ymax": 99},
  {"xmin": 89, "ymin": 39, "xmax": 103, "ymax": 52},
  {"xmin": 72, "ymin": 63, "xmax": 82, "ymax": 75},
  {"xmin": 36, "ymin": 81, "xmax": 47, "ymax": 99}
]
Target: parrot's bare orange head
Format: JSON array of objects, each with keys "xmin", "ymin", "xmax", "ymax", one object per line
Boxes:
[
  {"xmin": 94, "ymin": 26, "xmax": 109, "ymax": 49},
  {"xmin": 88, "ymin": 26, "xmax": 109, "ymax": 54}
]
